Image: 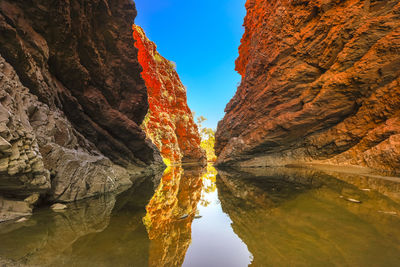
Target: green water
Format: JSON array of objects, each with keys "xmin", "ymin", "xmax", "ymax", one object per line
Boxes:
[{"xmin": 0, "ymin": 165, "xmax": 400, "ymax": 267}]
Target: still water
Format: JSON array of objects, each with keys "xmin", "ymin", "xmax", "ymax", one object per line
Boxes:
[{"xmin": 1, "ymin": 164, "xmax": 400, "ymax": 266}]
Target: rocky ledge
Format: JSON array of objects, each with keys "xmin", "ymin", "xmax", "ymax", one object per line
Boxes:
[{"xmin": 216, "ymin": 0, "xmax": 400, "ymax": 174}]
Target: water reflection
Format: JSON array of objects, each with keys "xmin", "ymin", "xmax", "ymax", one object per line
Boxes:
[
  {"xmin": 217, "ymin": 167, "xmax": 400, "ymax": 266},
  {"xmin": 0, "ymin": 191, "xmax": 118, "ymax": 266},
  {"xmin": 144, "ymin": 166, "xmax": 204, "ymax": 267},
  {"xmin": 183, "ymin": 165, "xmax": 253, "ymax": 267},
  {"xmin": 0, "ymin": 165, "xmax": 399, "ymax": 266}
]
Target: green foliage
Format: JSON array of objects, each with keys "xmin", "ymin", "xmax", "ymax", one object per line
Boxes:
[
  {"xmin": 141, "ymin": 111, "xmax": 151, "ymax": 129},
  {"xmin": 196, "ymin": 116, "xmax": 206, "ymax": 126},
  {"xmin": 169, "ymin": 60, "xmax": 177, "ymax": 70},
  {"xmin": 154, "ymin": 53, "xmax": 163, "ymax": 63},
  {"xmin": 196, "ymin": 116, "xmax": 217, "ymax": 162},
  {"xmin": 163, "ymin": 157, "xmax": 172, "ymax": 167}
]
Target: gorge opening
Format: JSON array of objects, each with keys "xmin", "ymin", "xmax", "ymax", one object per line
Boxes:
[{"xmin": 0, "ymin": 0, "xmax": 400, "ymax": 266}]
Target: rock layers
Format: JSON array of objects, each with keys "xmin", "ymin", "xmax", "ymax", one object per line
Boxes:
[
  {"xmin": 0, "ymin": 0, "xmax": 163, "ymax": 205},
  {"xmin": 133, "ymin": 25, "xmax": 206, "ymax": 164},
  {"xmin": 0, "ymin": 54, "xmax": 134, "ymax": 203},
  {"xmin": 215, "ymin": 0, "xmax": 400, "ymax": 174}
]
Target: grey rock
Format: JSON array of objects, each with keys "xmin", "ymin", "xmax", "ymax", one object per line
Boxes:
[{"xmin": 0, "ymin": 55, "xmax": 145, "ymax": 203}]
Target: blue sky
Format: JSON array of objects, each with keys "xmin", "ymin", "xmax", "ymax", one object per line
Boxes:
[{"xmin": 134, "ymin": 0, "xmax": 246, "ymax": 129}]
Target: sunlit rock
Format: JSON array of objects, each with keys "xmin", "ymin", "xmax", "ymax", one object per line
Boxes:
[
  {"xmin": 133, "ymin": 25, "xmax": 206, "ymax": 165},
  {"xmin": 215, "ymin": 0, "xmax": 400, "ymax": 174}
]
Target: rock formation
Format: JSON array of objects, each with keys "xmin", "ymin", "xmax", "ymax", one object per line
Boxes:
[
  {"xmin": 216, "ymin": 0, "xmax": 400, "ymax": 174},
  {"xmin": 0, "ymin": 0, "xmax": 163, "ymax": 204},
  {"xmin": 133, "ymin": 25, "xmax": 206, "ymax": 164}
]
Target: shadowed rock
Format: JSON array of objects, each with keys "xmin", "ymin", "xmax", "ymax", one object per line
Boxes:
[{"xmin": 0, "ymin": 0, "xmax": 164, "ymax": 204}]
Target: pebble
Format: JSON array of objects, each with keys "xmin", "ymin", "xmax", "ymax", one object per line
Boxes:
[
  {"xmin": 51, "ymin": 203, "xmax": 67, "ymax": 211},
  {"xmin": 340, "ymin": 196, "xmax": 362, "ymax": 203},
  {"xmin": 16, "ymin": 217, "xmax": 28, "ymax": 223}
]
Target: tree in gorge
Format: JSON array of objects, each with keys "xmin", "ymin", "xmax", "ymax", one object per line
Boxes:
[{"xmin": 196, "ymin": 116, "xmax": 217, "ymax": 162}]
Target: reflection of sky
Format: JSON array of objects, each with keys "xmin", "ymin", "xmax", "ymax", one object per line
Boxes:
[
  {"xmin": 134, "ymin": 0, "xmax": 246, "ymax": 129},
  {"xmin": 183, "ymin": 168, "xmax": 253, "ymax": 267}
]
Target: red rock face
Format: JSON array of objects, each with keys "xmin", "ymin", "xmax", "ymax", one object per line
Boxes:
[
  {"xmin": 216, "ymin": 0, "xmax": 400, "ymax": 173},
  {"xmin": 133, "ymin": 25, "xmax": 206, "ymax": 164}
]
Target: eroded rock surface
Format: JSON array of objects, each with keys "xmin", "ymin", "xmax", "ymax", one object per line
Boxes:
[
  {"xmin": 0, "ymin": 55, "xmax": 133, "ymax": 203},
  {"xmin": 133, "ymin": 25, "xmax": 206, "ymax": 164},
  {"xmin": 216, "ymin": 0, "xmax": 400, "ymax": 173},
  {"xmin": 0, "ymin": 0, "xmax": 164, "ymax": 206},
  {"xmin": 0, "ymin": 0, "xmax": 161, "ymax": 167}
]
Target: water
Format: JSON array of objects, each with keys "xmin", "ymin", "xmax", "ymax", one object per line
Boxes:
[{"xmin": 0, "ymin": 164, "xmax": 400, "ymax": 266}]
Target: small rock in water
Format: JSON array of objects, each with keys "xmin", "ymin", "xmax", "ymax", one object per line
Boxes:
[
  {"xmin": 347, "ymin": 198, "xmax": 362, "ymax": 204},
  {"xmin": 16, "ymin": 217, "xmax": 28, "ymax": 223},
  {"xmin": 51, "ymin": 203, "xmax": 67, "ymax": 211},
  {"xmin": 340, "ymin": 196, "xmax": 362, "ymax": 203}
]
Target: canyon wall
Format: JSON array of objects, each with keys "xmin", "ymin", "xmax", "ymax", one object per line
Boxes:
[
  {"xmin": 0, "ymin": 0, "xmax": 163, "ymax": 203},
  {"xmin": 133, "ymin": 25, "xmax": 206, "ymax": 164},
  {"xmin": 216, "ymin": 0, "xmax": 400, "ymax": 173}
]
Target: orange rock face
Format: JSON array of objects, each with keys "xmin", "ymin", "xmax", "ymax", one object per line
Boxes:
[
  {"xmin": 133, "ymin": 25, "xmax": 206, "ymax": 164},
  {"xmin": 216, "ymin": 0, "xmax": 400, "ymax": 173}
]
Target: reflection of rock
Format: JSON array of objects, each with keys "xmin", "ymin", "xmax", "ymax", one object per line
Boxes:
[
  {"xmin": 0, "ymin": 194, "xmax": 117, "ymax": 266},
  {"xmin": 0, "ymin": 171, "xmax": 162, "ymax": 266},
  {"xmin": 217, "ymin": 167, "xmax": 400, "ymax": 266},
  {"xmin": 133, "ymin": 25, "xmax": 206, "ymax": 164},
  {"xmin": 0, "ymin": 196, "xmax": 31, "ymax": 222},
  {"xmin": 42, "ymin": 173, "xmax": 162, "ymax": 267},
  {"xmin": 144, "ymin": 166, "xmax": 205, "ymax": 267}
]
